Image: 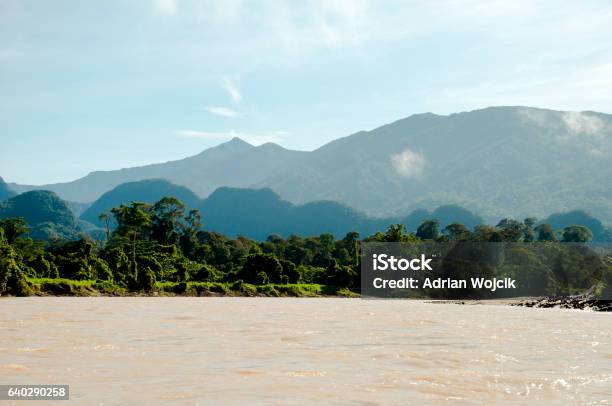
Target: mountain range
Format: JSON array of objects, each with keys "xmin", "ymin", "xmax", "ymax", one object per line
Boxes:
[
  {"xmin": 1, "ymin": 179, "xmax": 610, "ymax": 241},
  {"xmin": 5, "ymin": 106, "xmax": 612, "ymax": 223},
  {"xmin": 79, "ymin": 179, "xmax": 485, "ymax": 240}
]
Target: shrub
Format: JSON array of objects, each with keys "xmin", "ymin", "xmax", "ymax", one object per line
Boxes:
[
  {"xmin": 258, "ymin": 285, "xmax": 279, "ymax": 297},
  {"xmin": 238, "ymin": 253, "xmax": 282, "ymax": 284}
]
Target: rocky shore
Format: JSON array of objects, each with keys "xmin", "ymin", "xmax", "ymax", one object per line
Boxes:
[{"xmin": 513, "ymin": 297, "xmax": 612, "ymax": 312}]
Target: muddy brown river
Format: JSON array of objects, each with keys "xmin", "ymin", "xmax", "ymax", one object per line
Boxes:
[{"xmin": 1, "ymin": 297, "xmax": 611, "ymax": 405}]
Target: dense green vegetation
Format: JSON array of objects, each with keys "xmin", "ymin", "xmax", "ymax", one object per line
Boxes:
[
  {"xmin": 1, "ymin": 194, "xmax": 610, "ymax": 297},
  {"xmin": 0, "ymin": 190, "xmax": 80, "ymax": 241}
]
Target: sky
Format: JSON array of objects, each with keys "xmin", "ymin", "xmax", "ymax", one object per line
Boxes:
[{"xmin": 1, "ymin": 0, "xmax": 612, "ymax": 185}]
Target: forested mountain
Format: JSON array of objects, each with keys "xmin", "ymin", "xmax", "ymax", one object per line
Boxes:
[
  {"xmin": 199, "ymin": 188, "xmax": 488, "ymax": 239},
  {"xmin": 0, "ymin": 177, "xmax": 16, "ymax": 202},
  {"xmin": 260, "ymin": 106, "xmax": 612, "ymax": 222},
  {"xmin": 540, "ymin": 210, "xmax": 610, "ymax": 241},
  {"xmin": 81, "ymin": 179, "xmax": 201, "ymax": 226},
  {"xmin": 198, "ymin": 187, "xmax": 386, "ymax": 240},
  {"xmin": 77, "ymin": 180, "xmax": 486, "ymax": 240},
  {"xmin": 10, "ymin": 107, "xmax": 612, "ymax": 224},
  {"xmin": 0, "ymin": 190, "xmax": 81, "ymax": 240},
  {"xmin": 402, "ymin": 206, "xmax": 484, "ymax": 231},
  {"xmin": 1, "ymin": 180, "xmax": 610, "ymax": 242}
]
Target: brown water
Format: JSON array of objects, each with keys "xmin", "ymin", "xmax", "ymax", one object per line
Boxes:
[{"xmin": 0, "ymin": 298, "xmax": 611, "ymax": 405}]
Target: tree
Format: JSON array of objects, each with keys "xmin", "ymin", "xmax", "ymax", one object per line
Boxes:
[
  {"xmin": 473, "ymin": 225, "xmax": 503, "ymax": 242},
  {"xmin": 383, "ymin": 224, "xmax": 416, "ymax": 242},
  {"xmin": 137, "ymin": 266, "xmax": 156, "ymax": 291},
  {"xmin": 280, "ymin": 259, "xmax": 299, "ymax": 283},
  {"xmin": 443, "ymin": 222, "xmax": 470, "ymax": 240},
  {"xmin": 180, "ymin": 209, "xmax": 202, "ymax": 257},
  {"xmin": 523, "ymin": 217, "xmax": 537, "ymax": 242},
  {"xmin": 416, "ymin": 220, "xmax": 440, "ymax": 240},
  {"xmin": 496, "ymin": 218, "xmax": 525, "ymax": 242},
  {"xmin": 238, "ymin": 253, "xmax": 283, "ymax": 284},
  {"xmin": 152, "ymin": 197, "xmax": 186, "ymax": 245},
  {"xmin": 98, "ymin": 212, "xmax": 111, "ymax": 241},
  {"xmin": 326, "ymin": 259, "xmax": 358, "ymax": 288},
  {"xmin": 0, "ymin": 218, "xmax": 29, "ymax": 244},
  {"xmin": 340, "ymin": 231, "xmax": 360, "ymax": 265},
  {"xmin": 535, "ymin": 224, "xmax": 557, "ymax": 242},
  {"xmin": 111, "ymin": 202, "xmax": 153, "ymax": 264},
  {"xmin": 562, "ymin": 225, "xmax": 593, "ymax": 243}
]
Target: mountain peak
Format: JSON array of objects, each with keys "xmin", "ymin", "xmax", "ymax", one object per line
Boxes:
[
  {"xmin": 227, "ymin": 136, "xmax": 252, "ymax": 147},
  {"xmin": 256, "ymin": 142, "xmax": 288, "ymax": 151},
  {"xmin": 210, "ymin": 136, "xmax": 253, "ymax": 152},
  {"xmin": 191, "ymin": 136, "xmax": 253, "ymax": 159}
]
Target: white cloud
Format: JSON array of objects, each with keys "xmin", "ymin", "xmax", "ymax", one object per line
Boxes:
[
  {"xmin": 204, "ymin": 106, "xmax": 240, "ymax": 117},
  {"xmin": 390, "ymin": 148, "xmax": 426, "ymax": 180},
  {"xmin": 153, "ymin": 0, "xmax": 178, "ymax": 16},
  {"xmin": 518, "ymin": 108, "xmax": 612, "ymax": 156},
  {"xmin": 562, "ymin": 112, "xmax": 606, "ymax": 136},
  {"xmin": 222, "ymin": 77, "xmax": 241, "ymax": 103},
  {"xmin": 177, "ymin": 129, "xmax": 286, "ymax": 145}
]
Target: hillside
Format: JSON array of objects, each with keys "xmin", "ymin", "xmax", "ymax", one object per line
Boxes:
[
  {"xmin": 12, "ymin": 106, "xmax": 612, "ymax": 223},
  {"xmin": 0, "ymin": 190, "xmax": 81, "ymax": 240},
  {"xmin": 1, "ymin": 181, "xmax": 609, "ymax": 242},
  {"xmin": 540, "ymin": 210, "xmax": 610, "ymax": 241},
  {"xmin": 79, "ymin": 180, "xmax": 486, "ymax": 240},
  {"xmin": 198, "ymin": 187, "xmax": 387, "ymax": 240},
  {"xmin": 0, "ymin": 176, "xmax": 16, "ymax": 202},
  {"xmin": 14, "ymin": 138, "xmax": 306, "ymax": 203},
  {"xmin": 81, "ymin": 179, "xmax": 201, "ymax": 226},
  {"xmin": 260, "ymin": 107, "xmax": 612, "ymax": 222}
]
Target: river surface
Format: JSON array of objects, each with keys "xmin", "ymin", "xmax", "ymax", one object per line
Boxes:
[{"xmin": 0, "ymin": 297, "xmax": 611, "ymax": 405}]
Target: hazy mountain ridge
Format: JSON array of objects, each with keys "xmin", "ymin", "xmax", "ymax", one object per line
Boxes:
[
  {"xmin": 266, "ymin": 107, "xmax": 612, "ymax": 221},
  {"xmin": 11, "ymin": 137, "xmax": 311, "ymax": 204},
  {"xmin": 2, "ymin": 179, "xmax": 610, "ymax": 242},
  {"xmin": 73, "ymin": 179, "xmax": 486, "ymax": 240},
  {"xmin": 7, "ymin": 106, "xmax": 612, "ymax": 223},
  {"xmin": 0, "ymin": 177, "xmax": 16, "ymax": 202}
]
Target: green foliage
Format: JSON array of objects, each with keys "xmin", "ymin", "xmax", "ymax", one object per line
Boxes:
[
  {"xmin": 257, "ymin": 284, "xmax": 280, "ymax": 297},
  {"xmin": 416, "ymin": 220, "xmax": 440, "ymax": 240},
  {"xmin": 1, "ymin": 194, "xmax": 610, "ymax": 298},
  {"xmin": 562, "ymin": 225, "xmax": 593, "ymax": 243},
  {"xmin": 238, "ymin": 253, "xmax": 283, "ymax": 284},
  {"xmin": 326, "ymin": 259, "xmax": 358, "ymax": 288},
  {"xmin": 0, "ymin": 191, "xmax": 80, "ymax": 241},
  {"xmin": 535, "ymin": 223, "xmax": 557, "ymax": 242},
  {"xmin": 191, "ymin": 263, "xmax": 221, "ymax": 282},
  {"xmin": 0, "ymin": 218, "xmax": 29, "ymax": 244},
  {"xmin": 138, "ymin": 267, "xmax": 156, "ymax": 291}
]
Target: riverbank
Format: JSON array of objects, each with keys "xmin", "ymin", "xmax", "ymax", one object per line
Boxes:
[
  {"xmin": 21, "ymin": 277, "xmax": 359, "ymax": 298},
  {"xmin": 8, "ymin": 278, "xmax": 609, "ymax": 312},
  {"xmin": 512, "ymin": 297, "xmax": 612, "ymax": 312}
]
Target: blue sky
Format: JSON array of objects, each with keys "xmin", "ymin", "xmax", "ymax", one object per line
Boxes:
[{"xmin": 1, "ymin": 0, "xmax": 612, "ymax": 184}]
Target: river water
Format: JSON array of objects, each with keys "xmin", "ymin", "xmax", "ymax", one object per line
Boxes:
[{"xmin": 0, "ymin": 297, "xmax": 611, "ymax": 405}]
